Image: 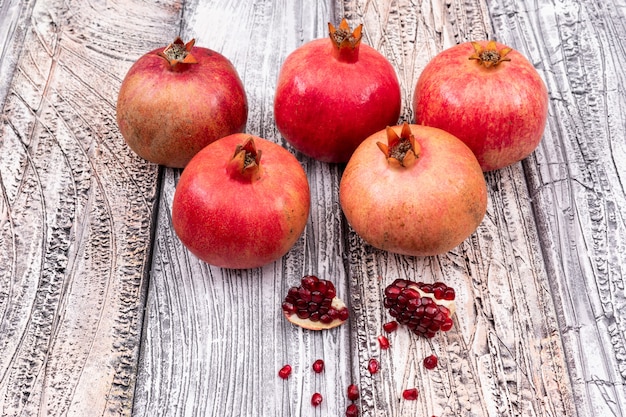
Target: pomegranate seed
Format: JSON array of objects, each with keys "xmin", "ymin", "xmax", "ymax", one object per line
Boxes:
[
  {"xmin": 368, "ymin": 358, "xmax": 379, "ymax": 374},
  {"xmin": 312, "ymin": 359, "xmax": 324, "ymax": 373},
  {"xmin": 347, "ymin": 383, "xmax": 359, "ymax": 401},
  {"xmin": 311, "ymin": 392, "xmax": 323, "ymax": 406},
  {"xmin": 423, "ymin": 354, "xmax": 438, "ymax": 369},
  {"xmin": 402, "ymin": 388, "xmax": 419, "ymax": 400},
  {"xmin": 378, "ymin": 335, "xmax": 390, "ymax": 349},
  {"xmin": 278, "ymin": 364, "xmax": 292, "ymax": 379},
  {"xmin": 382, "ymin": 321, "xmax": 398, "ymax": 332},
  {"xmin": 346, "ymin": 403, "xmax": 359, "ymax": 417}
]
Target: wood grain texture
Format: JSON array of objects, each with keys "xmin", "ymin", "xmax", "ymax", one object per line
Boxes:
[
  {"xmin": 0, "ymin": 0, "xmax": 179, "ymax": 415},
  {"xmin": 488, "ymin": 0, "xmax": 626, "ymax": 416},
  {"xmin": 340, "ymin": 1, "xmax": 575, "ymax": 416},
  {"xmin": 132, "ymin": 1, "xmax": 357, "ymax": 416}
]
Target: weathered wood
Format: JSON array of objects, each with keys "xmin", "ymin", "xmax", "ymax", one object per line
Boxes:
[
  {"xmin": 132, "ymin": 1, "xmax": 357, "ymax": 416},
  {"xmin": 0, "ymin": 0, "xmax": 180, "ymax": 415},
  {"xmin": 488, "ymin": 0, "xmax": 626, "ymax": 416},
  {"xmin": 340, "ymin": 1, "xmax": 575, "ymax": 416}
]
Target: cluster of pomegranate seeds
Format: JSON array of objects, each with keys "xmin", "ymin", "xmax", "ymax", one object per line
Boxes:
[
  {"xmin": 278, "ymin": 364, "xmax": 292, "ymax": 379},
  {"xmin": 402, "ymin": 388, "xmax": 419, "ymax": 400},
  {"xmin": 282, "ymin": 275, "xmax": 349, "ymax": 330},
  {"xmin": 312, "ymin": 359, "xmax": 325, "ymax": 373},
  {"xmin": 423, "ymin": 354, "xmax": 438, "ymax": 370},
  {"xmin": 377, "ymin": 335, "xmax": 390, "ymax": 349},
  {"xmin": 383, "ymin": 279, "xmax": 456, "ymax": 338},
  {"xmin": 346, "ymin": 403, "xmax": 359, "ymax": 417},
  {"xmin": 311, "ymin": 392, "xmax": 323, "ymax": 406}
]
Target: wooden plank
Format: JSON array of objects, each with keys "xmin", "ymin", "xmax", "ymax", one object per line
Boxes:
[
  {"xmin": 132, "ymin": 1, "xmax": 359, "ymax": 416},
  {"xmin": 340, "ymin": 1, "xmax": 577, "ymax": 416},
  {"xmin": 488, "ymin": 0, "xmax": 626, "ymax": 416},
  {"xmin": 0, "ymin": 0, "xmax": 181, "ymax": 415}
]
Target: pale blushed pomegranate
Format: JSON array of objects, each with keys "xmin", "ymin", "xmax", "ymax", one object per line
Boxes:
[
  {"xmin": 414, "ymin": 40, "xmax": 548, "ymax": 171},
  {"xmin": 117, "ymin": 37, "xmax": 247, "ymax": 168},
  {"xmin": 171, "ymin": 134, "xmax": 310, "ymax": 269},
  {"xmin": 339, "ymin": 123, "xmax": 487, "ymax": 257},
  {"xmin": 274, "ymin": 19, "xmax": 401, "ymax": 163}
]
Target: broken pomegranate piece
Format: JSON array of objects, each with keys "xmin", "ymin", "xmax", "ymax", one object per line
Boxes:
[
  {"xmin": 383, "ymin": 279, "xmax": 456, "ymax": 338},
  {"xmin": 282, "ymin": 275, "xmax": 349, "ymax": 330}
]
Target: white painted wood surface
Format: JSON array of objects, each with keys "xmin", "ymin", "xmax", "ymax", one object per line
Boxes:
[{"xmin": 0, "ymin": 0, "xmax": 624, "ymax": 416}]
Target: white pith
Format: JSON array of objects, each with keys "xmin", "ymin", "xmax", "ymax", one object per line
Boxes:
[{"xmin": 411, "ymin": 285, "xmax": 456, "ymax": 316}]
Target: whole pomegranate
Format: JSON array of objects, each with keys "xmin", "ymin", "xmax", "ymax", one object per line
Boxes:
[
  {"xmin": 172, "ymin": 134, "xmax": 310, "ymax": 269},
  {"xmin": 116, "ymin": 37, "xmax": 248, "ymax": 168},
  {"xmin": 413, "ymin": 40, "xmax": 548, "ymax": 171},
  {"xmin": 274, "ymin": 19, "xmax": 401, "ymax": 163},
  {"xmin": 339, "ymin": 123, "xmax": 487, "ymax": 257}
]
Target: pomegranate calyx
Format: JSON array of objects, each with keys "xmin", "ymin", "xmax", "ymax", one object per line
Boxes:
[
  {"xmin": 227, "ymin": 137, "xmax": 262, "ymax": 180},
  {"xmin": 377, "ymin": 123, "xmax": 420, "ymax": 168},
  {"xmin": 328, "ymin": 18, "xmax": 363, "ymax": 62},
  {"xmin": 468, "ymin": 40, "xmax": 512, "ymax": 68},
  {"xmin": 158, "ymin": 37, "xmax": 198, "ymax": 67}
]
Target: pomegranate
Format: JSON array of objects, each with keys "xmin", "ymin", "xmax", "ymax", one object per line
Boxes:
[
  {"xmin": 116, "ymin": 37, "xmax": 248, "ymax": 168},
  {"xmin": 278, "ymin": 364, "xmax": 292, "ymax": 379},
  {"xmin": 312, "ymin": 359, "xmax": 325, "ymax": 373},
  {"xmin": 384, "ymin": 279, "xmax": 456, "ymax": 338},
  {"xmin": 274, "ymin": 19, "xmax": 401, "ymax": 163},
  {"xmin": 413, "ymin": 40, "xmax": 549, "ymax": 171},
  {"xmin": 282, "ymin": 275, "xmax": 349, "ymax": 330},
  {"xmin": 423, "ymin": 354, "xmax": 438, "ymax": 370},
  {"xmin": 339, "ymin": 123, "xmax": 487, "ymax": 257},
  {"xmin": 402, "ymin": 388, "xmax": 419, "ymax": 401},
  {"xmin": 171, "ymin": 134, "xmax": 310, "ymax": 269},
  {"xmin": 346, "ymin": 384, "xmax": 359, "ymax": 401}
]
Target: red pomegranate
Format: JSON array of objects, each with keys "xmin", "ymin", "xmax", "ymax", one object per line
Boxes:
[
  {"xmin": 413, "ymin": 40, "xmax": 549, "ymax": 171},
  {"xmin": 274, "ymin": 19, "xmax": 401, "ymax": 163},
  {"xmin": 339, "ymin": 123, "xmax": 487, "ymax": 257},
  {"xmin": 171, "ymin": 134, "xmax": 310, "ymax": 269},
  {"xmin": 117, "ymin": 37, "xmax": 248, "ymax": 168}
]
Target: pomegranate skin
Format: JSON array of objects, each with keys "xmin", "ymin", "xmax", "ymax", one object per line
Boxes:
[
  {"xmin": 172, "ymin": 134, "xmax": 310, "ymax": 269},
  {"xmin": 339, "ymin": 124, "xmax": 487, "ymax": 257},
  {"xmin": 274, "ymin": 28, "xmax": 401, "ymax": 163},
  {"xmin": 413, "ymin": 41, "xmax": 548, "ymax": 171},
  {"xmin": 117, "ymin": 41, "xmax": 248, "ymax": 168}
]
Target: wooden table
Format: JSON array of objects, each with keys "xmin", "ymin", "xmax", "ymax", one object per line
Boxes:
[{"xmin": 1, "ymin": 0, "xmax": 625, "ymax": 416}]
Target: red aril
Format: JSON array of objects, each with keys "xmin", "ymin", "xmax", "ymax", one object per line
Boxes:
[
  {"xmin": 377, "ymin": 335, "xmax": 390, "ymax": 350},
  {"xmin": 368, "ymin": 358, "xmax": 379, "ymax": 374},
  {"xmin": 346, "ymin": 404, "xmax": 359, "ymax": 417},
  {"xmin": 278, "ymin": 364, "xmax": 292, "ymax": 379},
  {"xmin": 383, "ymin": 321, "xmax": 398, "ymax": 333},
  {"xmin": 172, "ymin": 134, "xmax": 310, "ymax": 269},
  {"xmin": 413, "ymin": 40, "xmax": 549, "ymax": 171},
  {"xmin": 402, "ymin": 388, "xmax": 419, "ymax": 400},
  {"xmin": 117, "ymin": 37, "xmax": 247, "ymax": 168},
  {"xmin": 423, "ymin": 354, "xmax": 438, "ymax": 369},
  {"xmin": 311, "ymin": 392, "xmax": 323, "ymax": 407},
  {"xmin": 274, "ymin": 19, "xmax": 401, "ymax": 163},
  {"xmin": 339, "ymin": 123, "xmax": 487, "ymax": 256},
  {"xmin": 347, "ymin": 384, "xmax": 359, "ymax": 401},
  {"xmin": 312, "ymin": 359, "xmax": 325, "ymax": 373}
]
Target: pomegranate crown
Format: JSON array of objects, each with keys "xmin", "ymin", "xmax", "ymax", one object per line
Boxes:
[
  {"xmin": 228, "ymin": 137, "xmax": 262, "ymax": 181},
  {"xmin": 158, "ymin": 37, "xmax": 198, "ymax": 66},
  {"xmin": 376, "ymin": 122, "xmax": 421, "ymax": 168},
  {"xmin": 468, "ymin": 40, "xmax": 512, "ymax": 68},
  {"xmin": 328, "ymin": 18, "xmax": 363, "ymax": 49}
]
